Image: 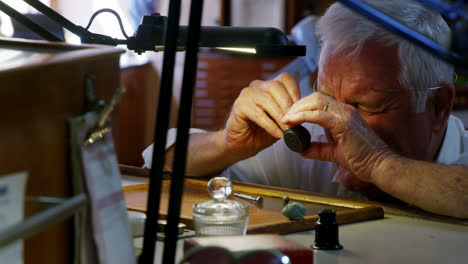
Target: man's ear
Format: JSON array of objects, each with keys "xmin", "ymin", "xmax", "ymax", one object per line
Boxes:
[{"xmin": 429, "ymin": 81, "xmax": 455, "ymax": 132}]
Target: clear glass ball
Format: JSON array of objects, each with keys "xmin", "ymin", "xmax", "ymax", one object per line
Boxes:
[{"xmin": 207, "ymin": 177, "xmax": 232, "ymax": 201}]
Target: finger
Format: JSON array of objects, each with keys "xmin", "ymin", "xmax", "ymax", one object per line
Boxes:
[
  {"xmin": 248, "ymin": 80, "xmax": 293, "ymax": 124},
  {"xmin": 249, "ymin": 79, "xmax": 264, "ymax": 88},
  {"xmin": 274, "ymin": 72, "xmax": 301, "ymax": 102},
  {"xmin": 240, "ymin": 97, "xmax": 284, "ymax": 138},
  {"xmin": 261, "ymin": 80, "xmax": 295, "ymax": 116},
  {"xmin": 248, "ymin": 87, "xmax": 288, "ymax": 131},
  {"xmin": 300, "ymin": 141, "xmax": 337, "ymax": 162},
  {"xmin": 285, "ymin": 93, "xmax": 331, "ymax": 120},
  {"xmin": 282, "ymin": 110, "xmax": 338, "ymax": 133}
]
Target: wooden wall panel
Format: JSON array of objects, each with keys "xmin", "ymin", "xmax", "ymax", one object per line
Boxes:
[
  {"xmin": 192, "ymin": 53, "xmax": 294, "ymax": 131},
  {"xmin": 118, "ymin": 62, "xmax": 178, "ymax": 167}
]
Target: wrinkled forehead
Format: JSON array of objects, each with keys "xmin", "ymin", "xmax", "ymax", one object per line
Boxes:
[
  {"xmin": 317, "ymin": 42, "xmax": 408, "ymax": 103},
  {"xmin": 320, "ymin": 40, "xmax": 400, "ymax": 67},
  {"xmin": 318, "ymin": 41, "xmax": 401, "ymax": 86}
]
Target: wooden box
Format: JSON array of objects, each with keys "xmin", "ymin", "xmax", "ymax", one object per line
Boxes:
[{"xmin": 0, "ymin": 38, "xmax": 123, "ymax": 264}]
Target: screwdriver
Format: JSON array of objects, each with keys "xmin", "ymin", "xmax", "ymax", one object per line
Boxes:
[{"xmin": 234, "ymin": 193, "xmax": 263, "ymax": 205}]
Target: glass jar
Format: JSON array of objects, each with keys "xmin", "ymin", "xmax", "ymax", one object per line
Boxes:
[{"xmin": 192, "ymin": 177, "xmax": 249, "ymax": 236}]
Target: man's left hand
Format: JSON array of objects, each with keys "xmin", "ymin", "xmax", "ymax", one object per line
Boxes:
[{"xmin": 282, "ymin": 92, "xmax": 394, "ymax": 184}]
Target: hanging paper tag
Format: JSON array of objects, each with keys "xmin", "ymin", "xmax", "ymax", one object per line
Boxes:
[{"xmin": 71, "ymin": 112, "xmax": 136, "ymax": 264}]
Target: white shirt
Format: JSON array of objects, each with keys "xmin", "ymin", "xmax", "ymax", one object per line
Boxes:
[{"xmin": 142, "ymin": 115, "xmax": 468, "ymax": 199}]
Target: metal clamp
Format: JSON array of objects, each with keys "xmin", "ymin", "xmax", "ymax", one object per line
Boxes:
[{"xmin": 83, "ymin": 84, "xmax": 126, "ymax": 146}]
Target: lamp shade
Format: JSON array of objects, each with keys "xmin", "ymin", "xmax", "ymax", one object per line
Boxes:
[{"xmin": 128, "ymin": 14, "xmax": 305, "ymax": 56}]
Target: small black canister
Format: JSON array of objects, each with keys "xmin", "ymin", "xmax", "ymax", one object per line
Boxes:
[{"xmin": 312, "ymin": 210, "xmax": 343, "ymax": 250}]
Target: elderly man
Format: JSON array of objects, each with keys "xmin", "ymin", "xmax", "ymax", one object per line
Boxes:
[{"xmin": 143, "ymin": 0, "xmax": 468, "ymax": 218}]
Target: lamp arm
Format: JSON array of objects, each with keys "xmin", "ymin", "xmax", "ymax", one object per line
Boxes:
[
  {"xmin": 0, "ymin": 0, "xmax": 61, "ymax": 41},
  {"xmin": 0, "ymin": 0, "xmax": 125, "ymax": 45},
  {"xmin": 22, "ymin": 0, "xmax": 128, "ymax": 45},
  {"xmin": 22, "ymin": 0, "xmax": 82, "ymax": 36}
]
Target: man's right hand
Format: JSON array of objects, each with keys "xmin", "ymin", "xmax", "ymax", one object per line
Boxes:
[
  {"xmin": 218, "ymin": 72, "xmax": 301, "ymax": 161},
  {"xmin": 163, "ymin": 72, "xmax": 300, "ymax": 177}
]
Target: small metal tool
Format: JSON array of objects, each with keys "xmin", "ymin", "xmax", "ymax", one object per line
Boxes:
[
  {"xmin": 84, "ymin": 86, "xmax": 126, "ymax": 146},
  {"xmin": 234, "ymin": 193, "xmax": 263, "ymax": 205},
  {"xmin": 96, "ymin": 86, "xmax": 126, "ymax": 129}
]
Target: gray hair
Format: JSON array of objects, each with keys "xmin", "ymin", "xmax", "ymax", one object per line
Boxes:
[{"xmin": 316, "ymin": 0, "xmax": 454, "ymax": 112}]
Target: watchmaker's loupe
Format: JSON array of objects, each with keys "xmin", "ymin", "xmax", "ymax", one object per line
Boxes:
[{"xmin": 283, "ymin": 125, "xmax": 311, "ymax": 153}]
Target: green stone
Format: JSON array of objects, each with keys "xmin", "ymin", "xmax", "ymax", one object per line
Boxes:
[{"xmin": 282, "ymin": 202, "xmax": 306, "ymax": 221}]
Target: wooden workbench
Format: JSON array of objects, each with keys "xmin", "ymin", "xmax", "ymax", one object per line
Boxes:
[{"xmin": 124, "ymin": 179, "xmax": 384, "ymax": 234}]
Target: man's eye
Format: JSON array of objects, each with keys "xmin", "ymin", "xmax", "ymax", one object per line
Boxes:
[
  {"xmin": 353, "ymin": 104, "xmax": 384, "ymax": 115},
  {"xmin": 357, "ymin": 107, "xmax": 374, "ymax": 115}
]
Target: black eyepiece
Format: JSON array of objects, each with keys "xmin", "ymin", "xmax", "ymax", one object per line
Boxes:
[{"xmin": 283, "ymin": 125, "xmax": 311, "ymax": 153}]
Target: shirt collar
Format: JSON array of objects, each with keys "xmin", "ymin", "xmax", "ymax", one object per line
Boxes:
[
  {"xmin": 436, "ymin": 115, "xmax": 462, "ymax": 164},
  {"xmin": 331, "ymin": 170, "xmax": 339, "ymax": 183}
]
